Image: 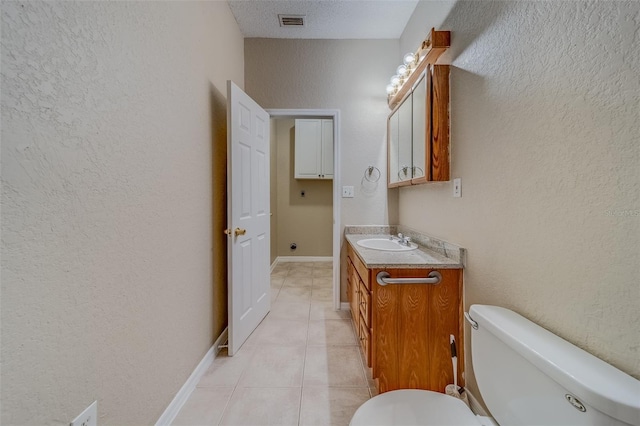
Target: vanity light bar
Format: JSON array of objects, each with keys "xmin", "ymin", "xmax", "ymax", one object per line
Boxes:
[{"xmin": 386, "ymin": 28, "xmax": 450, "ymax": 109}]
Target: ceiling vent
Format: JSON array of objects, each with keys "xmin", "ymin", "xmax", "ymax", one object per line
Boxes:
[{"xmin": 278, "ymin": 14, "xmax": 305, "ymax": 27}]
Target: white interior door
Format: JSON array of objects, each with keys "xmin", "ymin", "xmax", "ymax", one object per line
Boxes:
[{"xmin": 227, "ymin": 81, "xmax": 270, "ymax": 356}]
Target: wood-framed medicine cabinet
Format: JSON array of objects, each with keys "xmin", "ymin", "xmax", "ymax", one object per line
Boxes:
[{"xmin": 387, "ymin": 29, "xmax": 450, "ymax": 187}]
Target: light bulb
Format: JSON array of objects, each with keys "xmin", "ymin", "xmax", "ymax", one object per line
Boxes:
[
  {"xmin": 386, "ymin": 84, "xmax": 395, "ymax": 95},
  {"xmin": 390, "ymin": 75, "xmax": 400, "ymax": 86},
  {"xmin": 403, "ymin": 52, "xmax": 417, "ymax": 66},
  {"xmin": 396, "ymin": 64, "xmax": 408, "ymax": 77}
]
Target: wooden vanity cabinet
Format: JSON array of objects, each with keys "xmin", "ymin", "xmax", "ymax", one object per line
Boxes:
[
  {"xmin": 347, "ymin": 243, "xmax": 464, "ymax": 394},
  {"xmin": 372, "ymin": 267, "xmax": 463, "ymax": 393},
  {"xmin": 346, "ymin": 259, "xmax": 357, "ymax": 320},
  {"xmin": 347, "ymin": 244, "xmax": 373, "ymax": 366}
]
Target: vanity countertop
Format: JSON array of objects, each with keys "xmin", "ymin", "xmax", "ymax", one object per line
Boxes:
[{"xmin": 346, "ymin": 234, "xmax": 463, "ymax": 269}]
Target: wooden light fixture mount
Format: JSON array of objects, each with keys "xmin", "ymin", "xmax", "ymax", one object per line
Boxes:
[{"xmin": 388, "ymin": 28, "xmax": 450, "ymax": 109}]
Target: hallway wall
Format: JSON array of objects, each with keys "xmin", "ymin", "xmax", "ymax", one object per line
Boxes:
[{"xmin": 1, "ymin": 2, "xmax": 244, "ymax": 423}]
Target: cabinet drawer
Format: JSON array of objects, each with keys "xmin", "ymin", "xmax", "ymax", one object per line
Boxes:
[
  {"xmin": 358, "ymin": 280, "xmax": 371, "ymax": 327},
  {"xmin": 349, "ymin": 287, "xmax": 358, "ymax": 324},
  {"xmin": 348, "ymin": 260, "xmax": 359, "ymax": 323},
  {"xmin": 359, "ymin": 317, "xmax": 371, "ymax": 367},
  {"xmin": 351, "ymin": 250, "xmax": 370, "ymax": 291},
  {"xmin": 347, "ymin": 245, "xmax": 356, "ymax": 269}
]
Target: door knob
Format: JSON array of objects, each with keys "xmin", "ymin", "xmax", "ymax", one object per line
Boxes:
[
  {"xmin": 224, "ymin": 229, "xmax": 231, "ymax": 236},
  {"xmin": 234, "ymin": 227, "xmax": 246, "ymax": 236}
]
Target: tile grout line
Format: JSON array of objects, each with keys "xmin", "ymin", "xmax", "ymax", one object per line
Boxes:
[
  {"xmin": 217, "ymin": 266, "xmax": 293, "ymax": 426},
  {"xmin": 352, "ymin": 317, "xmax": 375, "ymax": 398},
  {"xmin": 298, "ymin": 269, "xmax": 315, "ymax": 426},
  {"xmin": 278, "ymin": 262, "xmax": 310, "ymax": 426},
  {"xmin": 216, "ymin": 340, "xmax": 257, "ymax": 425},
  {"xmin": 179, "ymin": 261, "xmax": 341, "ymax": 425},
  {"xmin": 218, "ymin": 261, "xmax": 337, "ymax": 425}
]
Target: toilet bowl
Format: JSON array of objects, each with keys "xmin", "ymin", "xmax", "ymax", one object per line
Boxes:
[
  {"xmin": 350, "ymin": 389, "xmax": 481, "ymax": 425},
  {"xmin": 351, "ymin": 305, "xmax": 640, "ymax": 426}
]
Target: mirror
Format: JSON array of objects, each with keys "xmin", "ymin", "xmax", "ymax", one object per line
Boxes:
[
  {"xmin": 388, "ymin": 92, "xmax": 414, "ymax": 186},
  {"xmin": 397, "ymin": 93, "xmax": 413, "ymax": 183}
]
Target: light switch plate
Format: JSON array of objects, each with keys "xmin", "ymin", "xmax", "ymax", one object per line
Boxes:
[
  {"xmin": 342, "ymin": 186, "xmax": 354, "ymax": 198},
  {"xmin": 453, "ymin": 178, "xmax": 461, "ymax": 197}
]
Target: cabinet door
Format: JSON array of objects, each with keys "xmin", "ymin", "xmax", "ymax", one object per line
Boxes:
[
  {"xmin": 294, "ymin": 119, "xmax": 322, "ymax": 178},
  {"xmin": 348, "ymin": 261, "xmax": 359, "ymax": 324},
  {"xmin": 358, "ymin": 279, "xmax": 371, "ymax": 328},
  {"xmin": 321, "ymin": 119, "xmax": 334, "ymax": 178},
  {"xmin": 359, "ymin": 317, "xmax": 371, "ymax": 367},
  {"xmin": 431, "ymin": 65, "xmax": 450, "ymax": 181},
  {"xmin": 347, "ymin": 260, "xmax": 353, "ymax": 307},
  {"xmin": 373, "ymin": 268, "xmax": 462, "ymax": 393}
]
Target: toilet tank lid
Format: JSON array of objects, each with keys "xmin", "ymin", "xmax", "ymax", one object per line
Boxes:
[{"xmin": 470, "ymin": 305, "xmax": 640, "ymax": 426}]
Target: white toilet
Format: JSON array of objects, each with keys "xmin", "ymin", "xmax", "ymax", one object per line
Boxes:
[{"xmin": 351, "ymin": 304, "xmax": 640, "ymax": 426}]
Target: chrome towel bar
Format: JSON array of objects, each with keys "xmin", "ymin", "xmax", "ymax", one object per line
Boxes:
[{"xmin": 376, "ymin": 271, "xmax": 442, "ymax": 286}]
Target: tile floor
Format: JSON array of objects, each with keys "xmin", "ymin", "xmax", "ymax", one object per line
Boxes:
[{"xmin": 172, "ymin": 261, "xmax": 375, "ymax": 426}]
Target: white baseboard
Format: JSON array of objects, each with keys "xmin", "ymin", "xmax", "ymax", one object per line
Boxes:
[
  {"xmin": 155, "ymin": 328, "xmax": 228, "ymax": 426},
  {"xmin": 276, "ymin": 256, "xmax": 332, "ymax": 263}
]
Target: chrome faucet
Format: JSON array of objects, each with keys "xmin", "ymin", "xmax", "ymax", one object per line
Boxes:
[{"xmin": 397, "ymin": 233, "xmax": 411, "ymax": 246}]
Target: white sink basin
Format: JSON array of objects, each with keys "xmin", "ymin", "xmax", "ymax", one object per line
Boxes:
[{"xmin": 356, "ymin": 238, "xmax": 418, "ymax": 252}]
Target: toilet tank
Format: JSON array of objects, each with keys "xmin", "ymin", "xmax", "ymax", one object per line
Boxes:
[{"xmin": 469, "ymin": 305, "xmax": 640, "ymax": 426}]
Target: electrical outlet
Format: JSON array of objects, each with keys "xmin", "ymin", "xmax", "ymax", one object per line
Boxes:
[
  {"xmin": 70, "ymin": 401, "xmax": 97, "ymax": 426},
  {"xmin": 453, "ymin": 178, "xmax": 461, "ymax": 198},
  {"xmin": 342, "ymin": 186, "xmax": 354, "ymax": 198}
]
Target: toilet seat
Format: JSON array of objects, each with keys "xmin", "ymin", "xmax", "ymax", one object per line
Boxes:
[{"xmin": 350, "ymin": 389, "xmax": 481, "ymax": 426}]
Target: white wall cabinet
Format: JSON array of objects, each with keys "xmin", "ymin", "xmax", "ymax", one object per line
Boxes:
[{"xmin": 294, "ymin": 119, "xmax": 333, "ymax": 179}]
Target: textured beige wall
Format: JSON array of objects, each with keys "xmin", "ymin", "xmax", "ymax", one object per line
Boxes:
[
  {"xmin": 274, "ymin": 119, "xmax": 333, "ymax": 257},
  {"xmin": 1, "ymin": 1, "xmax": 243, "ymax": 424},
  {"xmin": 399, "ymin": 0, "xmax": 640, "ymax": 396}
]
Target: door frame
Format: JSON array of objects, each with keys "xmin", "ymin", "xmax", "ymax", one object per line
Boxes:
[{"xmin": 267, "ymin": 109, "xmax": 341, "ymax": 310}]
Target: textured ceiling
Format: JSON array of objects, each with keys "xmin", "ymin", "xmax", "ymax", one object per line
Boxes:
[{"xmin": 227, "ymin": 0, "xmax": 420, "ymax": 39}]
